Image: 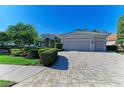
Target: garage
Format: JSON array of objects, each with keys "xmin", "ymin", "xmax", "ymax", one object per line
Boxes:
[
  {"xmin": 65, "ymin": 39, "xmax": 91, "ymax": 51},
  {"xmin": 95, "ymin": 40, "xmax": 105, "ymax": 51},
  {"xmin": 60, "ymin": 30, "xmax": 108, "ymax": 51}
]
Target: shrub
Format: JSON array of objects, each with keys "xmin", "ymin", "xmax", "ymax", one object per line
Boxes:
[
  {"xmin": 38, "ymin": 48, "xmax": 48, "ymax": 53},
  {"xmin": 54, "ymin": 43, "xmax": 63, "ymax": 51},
  {"xmin": 20, "ymin": 48, "xmax": 30, "ymax": 57},
  {"xmin": 106, "ymin": 45, "xmax": 117, "ymax": 51},
  {"xmin": 54, "ymin": 43, "xmax": 63, "ymax": 49},
  {"xmin": 27, "ymin": 48, "xmax": 39, "ymax": 58},
  {"xmin": 10, "ymin": 49, "xmax": 21, "ymax": 56},
  {"xmin": 38, "ymin": 48, "xmax": 58, "ymax": 66}
]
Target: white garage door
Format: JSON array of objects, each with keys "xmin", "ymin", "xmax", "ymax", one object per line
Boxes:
[
  {"xmin": 95, "ymin": 40, "xmax": 105, "ymax": 51},
  {"xmin": 65, "ymin": 39, "xmax": 91, "ymax": 51}
]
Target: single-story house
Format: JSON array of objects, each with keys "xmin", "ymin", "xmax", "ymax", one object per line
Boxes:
[
  {"xmin": 106, "ymin": 34, "xmax": 117, "ymax": 46},
  {"xmin": 60, "ymin": 31, "xmax": 108, "ymax": 51},
  {"xmin": 41, "ymin": 31, "xmax": 108, "ymax": 51}
]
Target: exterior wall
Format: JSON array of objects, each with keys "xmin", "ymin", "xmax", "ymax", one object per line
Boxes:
[{"xmin": 106, "ymin": 41, "xmax": 116, "ymax": 45}]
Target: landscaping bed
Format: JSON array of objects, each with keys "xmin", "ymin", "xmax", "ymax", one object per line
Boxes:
[
  {"xmin": 0, "ymin": 80, "xmax": 16, "ymax": 87},
  {"xmin": 0, "ymin": 48, "xmax": 58, "ymax": 66}
]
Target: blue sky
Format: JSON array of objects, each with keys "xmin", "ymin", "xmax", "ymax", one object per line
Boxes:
[{"xmin": 0, "ymin": 5, "xmax": 124, "ymax": 34}]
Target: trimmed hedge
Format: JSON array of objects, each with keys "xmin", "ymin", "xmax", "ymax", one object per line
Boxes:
[
  {"xmin": 38, "ymin": 48, "xmax": 48, "ymax": 53},
  {"xmin": 10, "ymin": 49, "xmax": 21, "ymax": 56},
  {"xmin": 106, "ymin": 45, "xmax": 117, "ymax": 51},
  {"xmin": 38, "ymin": 48, "xmax": 58, "ymax": 66}
]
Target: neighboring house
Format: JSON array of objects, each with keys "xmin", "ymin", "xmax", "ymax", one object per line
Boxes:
[
  {"xmin": 41, "ymin": 33, "xmax": 61, "ymax": 47},
  {"xmin": 106, "ymin": 34, "xmax": 117, "ymax": 46},
  {"xmin": 0, "ymin": 41, "xmax": 16, "ymax": 46},
  {"xmin": 41, "ymin": 33, "xmax": 61, "ymax": 40},
  {"xmin": 60, "ymin": 30, "xmax": 108, "ymax": 51}
]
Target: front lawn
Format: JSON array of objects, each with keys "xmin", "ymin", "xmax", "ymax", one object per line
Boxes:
[
  {"xmin": 0, "ymin": 55, "xmax": 39, "ymax": 65},
  {"xmin": 0, "ymin": 80, "xmax": 16, "ymax": 87}
]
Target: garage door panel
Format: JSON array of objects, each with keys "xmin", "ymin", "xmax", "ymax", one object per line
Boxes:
[
  {"xmin": 95, "ymin": 40, "xmax": 104, "ymax": 51},
  {"xmin": 65, "ymin": 39, "xmax": 91, "ymax": 51}
]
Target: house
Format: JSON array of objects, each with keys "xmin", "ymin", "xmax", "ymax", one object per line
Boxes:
[
  {"xmin": 106, "ymin": 34, "xmax": 117, "ymax": 46},
  {"xmin": 41, "ymin": 33, "xmax": 58, "ymax": 40},
  {"xmin": 41, "ymin": 33, "xmax": 61, "ymax": 47},
  {"xmin": 60, "ymin": 30, "xmax": 108, "ymax": 51}
]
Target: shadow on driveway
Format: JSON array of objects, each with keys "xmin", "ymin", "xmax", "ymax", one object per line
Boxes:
[{"xmin": 50, "ymin": 55, "xmax": 69, "ymax": 70}]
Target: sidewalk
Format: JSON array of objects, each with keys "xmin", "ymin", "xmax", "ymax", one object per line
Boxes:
[{"xmin": 0, "ymin": 64, "xmax": 46, "ymax": 82}]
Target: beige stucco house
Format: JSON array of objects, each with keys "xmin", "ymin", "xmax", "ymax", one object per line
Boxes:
[
  {"xmin": 60, "ymin": 31, "xmax": 108, "ymax": 51},
  {"xmin": 41, "ymin": 31, "xmax": 108, "ymax": 51}
]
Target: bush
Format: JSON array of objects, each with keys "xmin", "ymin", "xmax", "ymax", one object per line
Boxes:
[
  {"xmin": 38, "ymin": 48, "xmax": 58, "ymax": 66},
  {"xmin": 38, "ymin": 48, "xmax": 48, "ymax": 53},
  {"xmin": 20, "ymin": 48, "xmax": 30, "ymax": 57},
  {"xmin": 54, "ymin": 43, "xmax": 62, "ymax": 49},
  {"xmin": 106, "ymin": 45, "xmax": 117, "ymax": 51},
  {"xmin": 27, "ymin": 48, "xmax": 39, "ymax": 58},
  {"xmin": 10, "ymin": 49, "xmax": 21, "ymax": 56}
]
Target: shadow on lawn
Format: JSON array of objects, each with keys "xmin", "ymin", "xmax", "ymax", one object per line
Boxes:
[{"xmin": 50, "ymin": 55, "xmax": 69, "ymax": 70}]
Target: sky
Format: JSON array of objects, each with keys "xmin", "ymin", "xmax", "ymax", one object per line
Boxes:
[{"xmin": 0, "ymin": 5, "xmax": 124, "ymax": 34}]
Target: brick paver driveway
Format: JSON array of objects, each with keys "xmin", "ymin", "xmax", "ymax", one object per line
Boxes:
[{"xmin": 14, "ymin": 51, "xmax": 124, "ymax": 87}]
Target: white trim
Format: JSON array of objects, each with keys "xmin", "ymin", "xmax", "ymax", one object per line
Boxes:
[{"xmin": 90, "ymin": 40, "xmax": 92, "ymax": 51}]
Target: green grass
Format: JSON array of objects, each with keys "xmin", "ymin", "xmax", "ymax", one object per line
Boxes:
[
  {"xmin": 0, "ymin": 55, "xmax": 39, "ymax": 65},
  {"xmin": 0, "ymin": 80, "xmax": 16, "ymax": 87}
]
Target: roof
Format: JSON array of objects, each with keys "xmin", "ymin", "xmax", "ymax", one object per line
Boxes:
[
  {"xmin": 41, "ymin": 33, "xmax": 62, "ymax": 38},
  {"xmin": 54, "ymin": 34, "xmax": 62, "ymax": 38},
  {"xmin": 61, "ymin": 30, "xmax": 109, "ymax": 36},
  {"xmin": 106, "ymin": 34, "xmax": 117, "ymax": 41}
]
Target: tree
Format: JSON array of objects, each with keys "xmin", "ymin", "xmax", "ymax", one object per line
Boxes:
[
  {"xmin": 44, "ymin": 38, "xmax": 50, "ymax": 47},
  {"xmin": 75, "ymin": 28, "xmax": 82, "ymax": 31},
  {"xmin": 34, "ymin": 35, "xmax": 42, "ymax": 47},
  {"xmin": 7, "ymin": 22, "xmax": 38, "ymax": 47},
  {"xmin": 117, "ymin": 15, "xmax": 124, "ymax": 50},
  {"xmin": 82, "ymin": 29, "xmax": 88, "ymax": 31},
  {"xmin": 92, "ymin": 29, "xmax": 99, "ymax": 32},
  {"xmin": 0, "ymin": 32, "xmax": 9, "ymax": 47}
]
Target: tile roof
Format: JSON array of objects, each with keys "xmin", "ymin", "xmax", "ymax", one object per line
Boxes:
[{"xmin": 106, "ymin": 34, "xmax": 117, "ymax": 41}]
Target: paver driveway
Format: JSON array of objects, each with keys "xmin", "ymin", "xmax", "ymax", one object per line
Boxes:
[{"xmin": 14, "ymin": 51, "xmax": 124, "ymax": 87}]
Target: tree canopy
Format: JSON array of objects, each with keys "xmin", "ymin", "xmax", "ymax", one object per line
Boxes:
[
  {"xmin": 0, "ymin": 32, "xmax": 9, "ymax": 46},
  {"xmin": 117, "ymin": 15, "xmax": 124, "ymax": 48},
  {"xmin": 7, "ymin": 22, "xmax": 39, "ymax": 47},
  {"xmin": 92, "ymin": 29, "xmax": 100, "ymax": 33}
]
